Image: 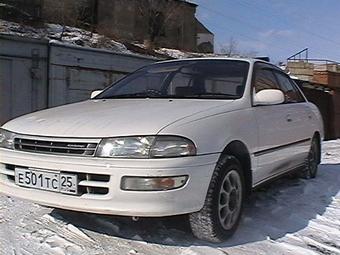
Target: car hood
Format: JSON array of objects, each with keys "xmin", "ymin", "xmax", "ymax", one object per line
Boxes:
[{"xmin": 3, "ymin": 99, "xmax": 234, "ymax": 138}]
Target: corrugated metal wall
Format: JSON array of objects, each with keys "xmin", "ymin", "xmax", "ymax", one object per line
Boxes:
[{"xmin": 0, "ymin": 35, "xmax": 157, "ymax": 125}]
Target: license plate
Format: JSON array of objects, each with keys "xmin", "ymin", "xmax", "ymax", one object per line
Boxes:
[{"xmin": 15, "ymin": 168, "xmax": 78, "ymax": 195}]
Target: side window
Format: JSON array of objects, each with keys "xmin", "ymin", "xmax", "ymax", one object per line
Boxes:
[
  {"xmin": 274, "ymin": 72, "xmax": 305, "ymax": 103},
  {"xmin": 204, "ymin": 76, "xmax": 245, "ymax": 96},
  {"xmin": 290, "ymin": 79, "xmax": 306, "ymax": 102},
  {"xmin": 167, "ymin": 73, "xmax": 192, "ymax": 95},
  {"xmin": 254, "ymin": 68, "xmax": 280, "ymax": 93}
]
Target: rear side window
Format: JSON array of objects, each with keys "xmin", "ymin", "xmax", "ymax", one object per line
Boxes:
[
  {"xmin": 254, "ymin": 68, "xmax": 280, "ymax": 93},
  {"xmin": 274, "ymin": 72, "xmax": 305, "ymax": 103}
]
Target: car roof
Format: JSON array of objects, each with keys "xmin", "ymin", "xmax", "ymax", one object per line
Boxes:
[
  {"xmin": 156, "ymin": 57, "xmax": 265, "ymax": 64},
  {"xmin": 156, "ymin": 57, "xmax": 281, "ymax": 68},
  {"xmin": 154, "ymin": 57, "xmax": 284, "ymax": 71}
]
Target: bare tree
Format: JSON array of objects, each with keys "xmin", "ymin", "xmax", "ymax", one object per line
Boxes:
[
  {"xmin": 136, "ymin": 0, "xmax": 182, "ymax": 49},
  {"xmin": 220, "ymin": 37, "xmax": 258, "ymax": 57},
  {"xmin": 43, "ymin": 0, "xmax": 91, "ymax": 40},
  {"xmin": 220, "ymin": 37, "xmax": 238, "ymax": 57}
]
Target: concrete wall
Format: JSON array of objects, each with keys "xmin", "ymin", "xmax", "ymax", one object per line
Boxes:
[
  {"xmin": 287, "ymin": 61, "xmax": 314, "ymax": 81},
  {"xmin": 97, "ymin": 0, "xmax": 137, "ymax": 40},
  {"xmin": 43, "ymin": 0, "xmax": 199, "ymax": 52},
  {"xmin": 0, "ymin": 35, "xmax": 157, "ymax": 125},
  {"xmin": 154, "ymin": 2, "xmax": 197, "ymax": 51},
  {"xmin": 288, "ymin": 61, "xmax": 340, "ymax": 89}
]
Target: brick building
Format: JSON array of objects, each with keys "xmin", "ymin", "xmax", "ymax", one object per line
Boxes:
[{"xmin": 287, "ymin": 60, "xmax": 340, "ymax": 139}]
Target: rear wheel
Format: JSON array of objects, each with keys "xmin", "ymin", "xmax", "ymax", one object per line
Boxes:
[
  {"xmin": 301, "ymin": 137, "xmax": 320, "ymax": 179},
  {"xmin": 189, "ymin": 155, "xmax": 245, "ymax": 243}
]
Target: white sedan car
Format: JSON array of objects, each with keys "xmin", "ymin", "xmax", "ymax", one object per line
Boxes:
[{"xmin": 0, "ymin": 58, "xmax": 323, "ymax": 242}]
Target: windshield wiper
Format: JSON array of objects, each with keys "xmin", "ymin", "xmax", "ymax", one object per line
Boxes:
[
  {"xmin": 190, "ymin": 93, "xmax": 239, "ymax": 99},
  {"xmin": 101, "ymin": 92, "xmax": 160, "ymax": 99},
  {"xmin": 100, "ymin": 92, "xmax": 239, "ymax": 100}
]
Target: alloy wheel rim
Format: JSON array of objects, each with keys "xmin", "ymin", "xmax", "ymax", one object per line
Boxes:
[{"xmin": 218, "ymin": 170, "xmax": 242, "ymax": 230}]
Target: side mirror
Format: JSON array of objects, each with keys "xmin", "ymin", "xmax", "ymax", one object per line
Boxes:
[
  {"xmin": 254, "ymin": 89, "xmax": 284, "ymax": 106},
  {"xmin": 90, "ymin": 90, "xmax": 103, "ymax": 99}
]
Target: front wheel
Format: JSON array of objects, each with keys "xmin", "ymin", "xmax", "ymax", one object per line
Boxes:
[{"xmin": 189, "ymin": 155, "xmax": 245, "ymax": 243}]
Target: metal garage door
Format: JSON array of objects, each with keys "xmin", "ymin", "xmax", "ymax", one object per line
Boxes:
[
  {"xmin": 0, "ymin": 58, "xmax": 12, "ymax": 124},
  {"xmin": 0, "ymin": 36, "xmax": 48, "ymax": 125},
  {"xmin": 0, "ymin": 56, "xmax": 48, "ymax": 125}
]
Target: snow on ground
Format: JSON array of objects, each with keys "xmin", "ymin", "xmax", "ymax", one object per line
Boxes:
[
  {"xmin": 0, "ymin": 19, "xmax": 218, "ymax": 59},
  {"xmin": 154, "ymin": 48, "xmax": 217, "ymax": 59},
  {"xmin": 0, "ymin": 19, "xmax": 132, "ymax": 54},
  {"xmin": 0, "ymin": 140, "xmax": 339, "ymax": 255}
]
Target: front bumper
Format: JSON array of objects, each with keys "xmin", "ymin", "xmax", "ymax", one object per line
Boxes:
[{"xmin": 0, "ymin": 148, "xmax": 219, "ymax": 216}]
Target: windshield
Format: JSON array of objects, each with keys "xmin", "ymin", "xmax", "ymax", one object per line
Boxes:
[{"xmin": 96, "ymin": 60, "xmax": 250, "ymax": 100}]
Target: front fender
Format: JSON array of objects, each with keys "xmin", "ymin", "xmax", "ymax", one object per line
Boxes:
[{"xmin": 158, "ymin": 108, "xmax": 257, "ymax": 156}]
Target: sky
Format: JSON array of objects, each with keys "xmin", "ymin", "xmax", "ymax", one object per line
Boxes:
[{"xmin": 192, "ymin": 0, "xmax": 340, "ymax": 63}]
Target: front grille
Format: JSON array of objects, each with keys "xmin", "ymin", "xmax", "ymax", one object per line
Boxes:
[
  {"xmin": 1, "ymin": 165, "xmax": 110, "ymax": 196},
  {"xmin": 14, "ymin": 138, "xmax": 98, "ymax": 156},
  {"xmin": 64, "ymin": 171, "xmax": 110, "ymax": 196},
  {"xmin": 1, "ymin": 164, "xmax": 15, "ymax": 182}
]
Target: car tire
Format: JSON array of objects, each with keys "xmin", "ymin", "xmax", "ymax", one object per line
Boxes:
[
  {"xmin": 301, "ymin": 136, "xmax": 320, "ymax": 179},
  {"xmin": 189, "ymin": 155, "xmax": 245, "ymax": 243}
]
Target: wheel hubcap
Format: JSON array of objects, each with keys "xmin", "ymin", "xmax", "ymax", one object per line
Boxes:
[{"xmin": 218, "ymin": 170, "xmax": 242, "ymax": 230}]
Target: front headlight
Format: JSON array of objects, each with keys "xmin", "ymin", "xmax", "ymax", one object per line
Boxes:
[
  {"xmin": 95, "ymin": 136, "xmax": 196, "ymax": 158},
  {"xmin": 0, "ymin": 129, "xmax": 16, "ymax": 149},
  {"xmin": 150, "ymin": 136, "xmax": 196, "ymax": 158}
]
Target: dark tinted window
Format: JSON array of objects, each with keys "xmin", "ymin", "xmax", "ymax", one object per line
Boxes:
[
  {"xmin": 254, "ymin": 68, "xmax": 279, "ymax": 93},
  {"xmin": 274, "ymin": 72, "xmax": 305, "ymax": 103},
  {"xmin": 97, "ymin": 60, "xmax": 250, "ymax": 100},
  {"xmin": 290, "ymin": 79, "xmax": 306, "ymax": 102}
]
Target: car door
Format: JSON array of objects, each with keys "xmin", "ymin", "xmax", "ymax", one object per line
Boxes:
[
  {"xmin": 273, "ymin": 70, "xmax": 311, "ymax": 164},
  {"xmin": 251, "ymin": 63, "xmax": 306, "ymax": 185}
]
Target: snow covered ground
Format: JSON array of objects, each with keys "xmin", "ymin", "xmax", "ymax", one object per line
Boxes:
[
  {"xmin": 0, "ymin": 19, "xmax": 216, "ymax": 59},
  {"xmin": 0, "ymin": 19, "xmax": 132, "ymax": 54},
  {"xmin": 0, "ymin": 140, "xmax": 339, "ymax": 255}
]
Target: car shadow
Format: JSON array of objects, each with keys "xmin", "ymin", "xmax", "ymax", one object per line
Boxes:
[{"xmin": 50, "ymin": 163, "xmax": 340, "ymax": 248}]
